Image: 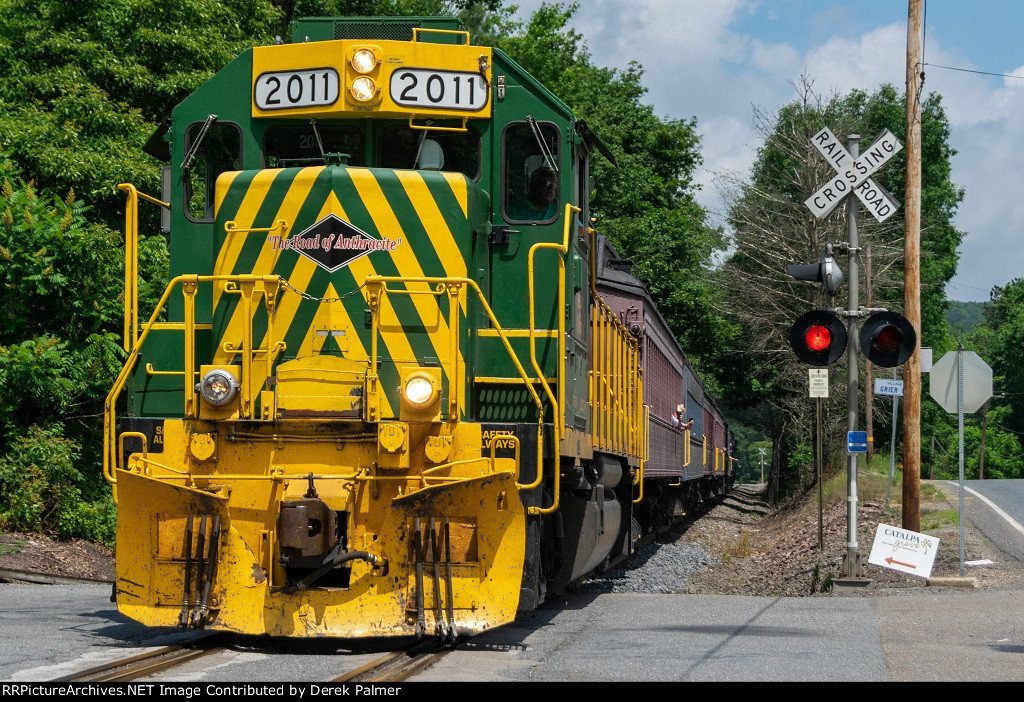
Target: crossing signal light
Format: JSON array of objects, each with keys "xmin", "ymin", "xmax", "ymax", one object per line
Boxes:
[
  {"xmin": 789, "ymin": 310, "xmax": 847, "ymax": 366},
  {"xmin": 859, "ymin": 311, "xmax": 916, "ymax": 367}
]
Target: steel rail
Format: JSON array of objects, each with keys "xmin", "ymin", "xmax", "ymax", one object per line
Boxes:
[{"xmin": 50, "ymin": 633, "xmax": 235, "ymax": 682}]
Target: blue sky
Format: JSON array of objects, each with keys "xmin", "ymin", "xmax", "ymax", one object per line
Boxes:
[{"xmin": 511, "ymin": 0, "xmax": 1024, "ymax": 302}]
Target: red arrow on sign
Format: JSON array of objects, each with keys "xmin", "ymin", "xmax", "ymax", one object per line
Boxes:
[{"xmin": 885, "ymin": 556, "xmax": 916, "ymax": 569}]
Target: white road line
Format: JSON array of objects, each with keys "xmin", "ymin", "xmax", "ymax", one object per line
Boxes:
[{"xmin": 948, "ymin": 481, "xmax": 1024, "ymax": 537}]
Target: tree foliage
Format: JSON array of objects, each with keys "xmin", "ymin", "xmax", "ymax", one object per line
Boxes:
[
  {"xmin": 0, "ymin": 151, "xmax": 167, "ymax": 541},
  {"xmin": 0, "ymin": 0, "xmax": 281, "ymax": 229}
]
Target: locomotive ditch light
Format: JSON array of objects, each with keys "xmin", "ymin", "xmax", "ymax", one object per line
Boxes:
[
  {"xmin": 789, "ymin": 309, "xmax": 847, "ymax": 366},
  {"xmin": 399, "ymin": 368, "xmax": 442, "ymax": 422},
  {"xmin": 197, "ymin": 368, "xmax": 240, "ymax": 407},
  {"xmin": 403, "ymin": 374, "xmax": 436, "ymax": 407},
  {"xmin": 859, "ymin": 311, "xmax": 916, "ymax": 368}
]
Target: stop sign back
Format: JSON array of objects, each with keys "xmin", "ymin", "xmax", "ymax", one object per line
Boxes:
[{"xmin": 928, "ymin": 351, "xmax": 993, "ymax": 414}]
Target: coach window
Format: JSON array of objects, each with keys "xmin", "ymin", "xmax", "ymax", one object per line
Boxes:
[
  {"xmin": 502, "ymin": 121, "xmax": 560, "ymax": 224},
  {"xmin": 378, "ymin": 125, "xmax": 481, "ymax": 179},
  {"xmin": 184, "ymin": 121, "xmax": 241, "ymax": 222},
  {"xmin": 264, "ymin": 124, "xmax": 364, "ymax": 167}
]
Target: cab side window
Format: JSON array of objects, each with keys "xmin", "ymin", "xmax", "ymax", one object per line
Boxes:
[
  {"xmin": 502, "ymin": 122, "xmax": 560, "ymax": 223},
  {"xmin": 184, "ymin": 122, "xmax": 241, "ymax": 222}
]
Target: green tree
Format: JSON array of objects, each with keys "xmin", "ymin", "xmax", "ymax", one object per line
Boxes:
[
  {"xmin": 0, "ymin": 152, "xmax": 166, "ymax": 541},
  {"xmin": 0, "ymin": 0, "xmax": 282, "ymax": 230}
]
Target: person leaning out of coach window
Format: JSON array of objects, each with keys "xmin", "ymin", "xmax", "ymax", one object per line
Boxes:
[{"xmin": 671, "ymin": 403, "xmax": 693, "ymax": 431}]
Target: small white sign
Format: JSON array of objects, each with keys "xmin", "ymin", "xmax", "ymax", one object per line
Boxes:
[
  {"xmin": 809, "ymin": 368, "xmax": 829, "ymax": 398},
  {"xmin": 874, "ymin": 378, "xmax": 904, "ymax": 397},
  {"xmin": 868, "ymin": 523, "xmax": 940, "ymax": 578}
]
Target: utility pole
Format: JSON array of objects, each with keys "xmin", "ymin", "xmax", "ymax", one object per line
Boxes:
[{"xmin": 903, "ymin": 0, "xmax": 923, "ymax": 532}]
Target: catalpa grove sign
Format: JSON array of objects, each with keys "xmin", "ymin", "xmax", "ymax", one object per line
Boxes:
[{"xmin": 805, "ymin": 127, "xmax": 903, "ymax": 222}]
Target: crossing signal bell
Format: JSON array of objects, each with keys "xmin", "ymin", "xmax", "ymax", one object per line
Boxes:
[
  {"xmin": 789, "ymin": 310, "xmax": 847, "ymax": 366},
  {"xmin": 860, "ymin": 311, "xmax": 916, "ymax": 368},
  {"xmin": 786, "ymin": 254, "xmax": 844, "ymax": 296}
]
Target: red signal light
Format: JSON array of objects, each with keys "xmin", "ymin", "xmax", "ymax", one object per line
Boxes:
[
  {"xmin": 804, "ymin": 324, "xmax": 832, "ymax": 352},
  {"xmin": 871, "ymin": 325, "xmax": 902, "ymax": 354},
  {"xmin": 789, "ymin": 310, "xmax": 847, "ymax": 366}
]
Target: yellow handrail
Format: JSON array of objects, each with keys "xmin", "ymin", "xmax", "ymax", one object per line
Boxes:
[
  {"xmin": 364, "ymin": 274, "xmax": 548, "ymax": 507},
  {"xmin": 117, "ymin": 184, "xmax": 169, "ymax": 353},
  {"xmin": 523, "ymin": 203, "xmax": 577, "ymax": 515},
  {"xmin": 103, "ymin": 274, "xmax": 283, "ymax": 487},
  {"xmin": 411, "ymin": 27, "xmax": 470, "ymax": 44}
]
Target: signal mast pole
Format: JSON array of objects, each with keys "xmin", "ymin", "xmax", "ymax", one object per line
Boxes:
[
  {"xmin": 843, "ymin": 135, "xmax": 862, "ymax": 581},
  {"xmin": 903, "ymin": 0, "xmax": 923, "ymax": 532}
]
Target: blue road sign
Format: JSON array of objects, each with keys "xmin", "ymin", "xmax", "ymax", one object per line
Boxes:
[{"xmin": 848, "ymin": 431, "xmax": 868, "ymax": 453}]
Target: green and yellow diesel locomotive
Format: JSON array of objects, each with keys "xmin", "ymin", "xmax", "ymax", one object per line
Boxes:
[{"xmin": 106, "ymin": 16, "xmax": 728, "ymax": 639}]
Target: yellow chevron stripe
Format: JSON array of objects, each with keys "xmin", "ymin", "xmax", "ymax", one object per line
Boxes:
[
  {"xmin": 212, "ymin": 170, "xmax": 280, "ymax": 308},
  {"xmin": 213, "ymin": 168, "xmax": 320, "ymax": 310},
  {"xmin": 441, "ymin": 172, "xmax": 469, "ymax": 218},
  {"xmin": 394, "ymin": 171, "xmax": 468, "ymax": 295},
  {"xmin": 213, "ymin": 170, "xmax": 242, "ymax": 219},
  {"xmin": 395, "ymin": 170, "xmax": 469, "ymax": 416},
  {"xmin": 348, "ymin": 170, "xmax": 453, "ymax": 369},
  {"xmin": 212, "ymin": 167, "xmax": 318, "ymax": 361}
]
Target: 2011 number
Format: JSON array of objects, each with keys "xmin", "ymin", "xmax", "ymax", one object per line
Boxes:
[
  {"xmin": 390, "ymin": 69, "xmax": 488, "ymax": 111},
  {"xmin": 255, "ymin": 69, "xmax": 340, "ymax": 110}
]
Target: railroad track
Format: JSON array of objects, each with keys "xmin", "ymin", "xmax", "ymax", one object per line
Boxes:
[
  {"xmin": 331, "ymin": 636, "xmax": 460, "ymax": 683},
  {"xmin": 0, "ymin": 567, "xmax": 111, "ymax": 585},
  {"xmin": 50, "ymin": 633, "xmax": 237, "ymax": 682},
  {"xmin": 47, "ymin": 631, "xmax": 459, "ymax": 683}
]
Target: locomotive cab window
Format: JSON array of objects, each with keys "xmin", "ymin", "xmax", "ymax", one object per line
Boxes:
[
  {"xmin": 502, "ymin": 122, "xmax": 560, "ymax": 224},
  {"xmin": 264, "ymin": 124, "xmax": 364, "ymax": 167},
  {"xmin": 378, "ymin": 125, "xmax": 481, "ymax": 179},
  {"xmin": 184, "ymin": 121, "xmax": 241, "ymax": 222}
]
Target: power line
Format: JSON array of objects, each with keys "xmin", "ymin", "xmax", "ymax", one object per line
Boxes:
[{"xmin": 923, "ymin": 62, "xmax": 1024, "ymax": 81}]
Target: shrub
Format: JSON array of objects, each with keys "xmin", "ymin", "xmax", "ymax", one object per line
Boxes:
[{"xmin": 0, "ymin": 423, "xmax": 113, "ymax": 544}]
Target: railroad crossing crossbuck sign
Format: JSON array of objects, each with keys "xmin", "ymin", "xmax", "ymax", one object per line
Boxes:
[{"xmin": 805, "ymin": 127, "xmax": 903, "ymax": 222}]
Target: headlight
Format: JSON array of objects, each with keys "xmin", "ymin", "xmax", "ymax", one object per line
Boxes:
[
  {"xmin": 197, "ymin": 369, "xmax": 240, "ymax": 407},
  {"xmin": 350, "ymin": 77, "xmax": 376, "ymax": 102},
  {"xmin": 351, "ymin": 49, "xmax": 377, "ymax": 74},
  {"xmin": 403, "ymin": 374, "xmax": 435, "ymax": 406}
]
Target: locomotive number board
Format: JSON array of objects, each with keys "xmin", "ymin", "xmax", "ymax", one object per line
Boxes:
[
  {"xmin": 390, "ymin": 69, "xmax": 489, "ymax": 111},
  {"xmin": 254, "ymin": 68, "xmax": 341, "ymax": 111},
  {"xmin": 251, "ymin": 41, "xmax": 492, "ymax": 119}
]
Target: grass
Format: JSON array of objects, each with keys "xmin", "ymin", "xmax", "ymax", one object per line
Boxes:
[
  {"xmin": 0, "ymin": 538, "xmax": 25, "ymax": 557},
  {"xmin": 811, "ymin": 455, "xmax": 958, "ymax": 535},
  {"xmin": 723, "ymin": 529, "xmax": 752, "ymax": 558}
]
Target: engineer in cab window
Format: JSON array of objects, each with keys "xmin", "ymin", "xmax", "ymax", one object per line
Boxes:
[{"xmin": 510, "ymin": 166, "xmax": 558, "ymax": 221}]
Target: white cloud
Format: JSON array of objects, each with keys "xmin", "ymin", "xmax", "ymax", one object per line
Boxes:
[{"xmin": 801, "ymin": 23, "xmax": 905, "ymax": 95}]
